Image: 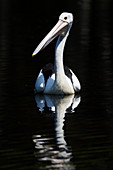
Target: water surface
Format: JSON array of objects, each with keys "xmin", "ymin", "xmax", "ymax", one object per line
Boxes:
[{"xmin": 0, "ymin": 0, "xmax": 113, "ymax": 169}]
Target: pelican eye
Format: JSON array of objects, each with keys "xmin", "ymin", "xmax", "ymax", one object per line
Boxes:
[{"xmin": 64, "ymin": 17, "xmax": 68, "ymax": 20}]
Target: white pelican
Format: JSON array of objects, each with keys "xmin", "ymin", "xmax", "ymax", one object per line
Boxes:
[{"xmin": 32, "ymin": 12, "xmax": 81, "ymax": 94}]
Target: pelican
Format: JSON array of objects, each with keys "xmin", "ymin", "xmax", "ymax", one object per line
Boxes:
[{"xmin": 32, "ymin": 12, "xmax": 81, "ymax": 94}]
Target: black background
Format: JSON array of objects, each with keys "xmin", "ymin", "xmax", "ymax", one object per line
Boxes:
[{"xmin": 1, "ymin": 0, "xmax": 113, "ymax": 169}]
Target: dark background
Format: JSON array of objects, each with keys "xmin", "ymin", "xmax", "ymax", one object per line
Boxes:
[
  {"xmin": 1, "ymin": 0, "xmax": 113, "ymax": 95},
  {"xmin": 1, "ymin": 0, "xmax": 113, "ymax": 169}
]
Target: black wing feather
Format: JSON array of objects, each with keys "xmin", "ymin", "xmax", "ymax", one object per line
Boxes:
[{"xmin": 42, "ymin": 63, "xmax": 73, "ymax": 85}]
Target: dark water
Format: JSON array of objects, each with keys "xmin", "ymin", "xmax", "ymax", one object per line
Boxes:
[{"xmin": 0, "ymin": 0, "xmax": 113, "ymax": 169}]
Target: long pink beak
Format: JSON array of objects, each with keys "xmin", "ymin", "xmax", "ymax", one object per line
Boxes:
[{"xmin": 32, "ymin": 20, "xmax": 68, "ymax": 57}]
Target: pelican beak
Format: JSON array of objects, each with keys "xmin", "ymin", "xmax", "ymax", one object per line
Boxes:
[{"xmin": 32, "ymin": 20, "xmax": 68, "ymax": 57}]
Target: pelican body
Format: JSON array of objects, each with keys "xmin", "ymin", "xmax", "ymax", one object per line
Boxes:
[{"xmin": 32, "ymin": 12, "xmax": 81, "ymax": 94}]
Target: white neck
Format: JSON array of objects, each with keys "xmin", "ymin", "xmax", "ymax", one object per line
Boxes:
[{"xmin": 54, "ymin": 33, "xmax": 68, "ymax": 82}]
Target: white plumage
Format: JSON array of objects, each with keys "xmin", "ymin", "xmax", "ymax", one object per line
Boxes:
[{"xmin": 32, "ymin": 12, "xmax": 81, "ymax": 94}]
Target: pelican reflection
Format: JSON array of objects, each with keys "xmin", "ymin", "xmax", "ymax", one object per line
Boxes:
[{"xmin": 33, "ymin": 94, "xmax": 81, "ymax": 165}]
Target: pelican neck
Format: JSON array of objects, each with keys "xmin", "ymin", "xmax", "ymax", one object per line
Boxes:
[{"xmin": 54, "ymin": 34, "xmax": 68, "ymax": 81}]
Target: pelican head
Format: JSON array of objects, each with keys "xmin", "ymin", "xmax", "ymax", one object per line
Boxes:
[
  {"xmin": 59, "ymin": 12, "xmax": 73, "ymax": 23},
  {"xmin": 32, "ymin": 12, "xmax": 73, "ymax": 57}
]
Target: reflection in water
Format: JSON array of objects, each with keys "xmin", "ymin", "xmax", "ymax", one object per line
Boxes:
[
  {"xmin": 33, "ymin": 95, "xmax": 81, "ymax": 168},
  {"xmin": 1, "ymin": 0, "xmax": 113, "ymax": 169}
]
